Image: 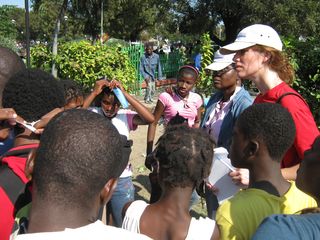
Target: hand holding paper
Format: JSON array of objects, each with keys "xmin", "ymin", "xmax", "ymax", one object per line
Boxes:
[{"xmin": 208, "ymin": 147, "xmax": 243, "ymax": 204}]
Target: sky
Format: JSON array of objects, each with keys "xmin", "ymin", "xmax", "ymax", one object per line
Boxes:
[{"xmin": 0, "ymin": 0, "xmax": 31, "ymax": 9}]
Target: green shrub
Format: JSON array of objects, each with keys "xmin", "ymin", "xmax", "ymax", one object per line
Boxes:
[
  {"xmin": 31, "ymin": 44, "xmax": 52, "ymax": 72},
  {"xmin": 31, "ymin": 41, "xmax": 136, "ymax": 92},
  {"xmin": 0, "ymin": 36, "xmax": 18, "ymax": 52}
]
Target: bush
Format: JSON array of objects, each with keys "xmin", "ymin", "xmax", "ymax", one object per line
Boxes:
[
  {"xmin": 0, "ymin": 36, "xmax": 18, "ymax": 52},
  {"xmin": 31, "ymin": 44, "xmax": 52, "ymax": 72},
  {"xmin": 283, "ymin": 37, "xmax": 320, "ymax": 127},
  {"xmin": 31, "ymin": 40, "xmax": 136, "ymax": 92}
]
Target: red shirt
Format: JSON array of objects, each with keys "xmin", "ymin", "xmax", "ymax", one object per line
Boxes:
[
  {"xmin": 254, "ymin": 82, "xmax": 319, "ymax": 168},
  {"xmin": 0, "ymin": 144, "xmax": 38, "ymax": 240}
]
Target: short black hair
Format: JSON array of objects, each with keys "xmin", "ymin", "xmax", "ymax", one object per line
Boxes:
[
  {"xmin": 155, "ymin": 125, "xmax": 215, "ymax": 188},
  {"xmin": 94, "ymin": 86, "xmax": 120, "ymax": 107},
  {"xmin": 236, "ymin": 103, "xmax": 296, "ymax": 161},
  {"xmin": 178, "ymin": 65, "xmax": 199, "ymax": 81},
  {"xmin": 0, "ymin": 46, "xmax": 26, "ymax": 107},
  {"xmin": 60, "ymin": 79, "xmax": 84, "ymax": 103},
  {"xmin": 33, "ymin": 109, "xmax": 125, "ymax": 207},
  {"xmin": 145, "ymin": 42, "xmax": 153, "ymax": 49},
  {"xmin": 2, "ymin": 69, "xmax": 65, "ymax": 122},
  {"xmin": 167, "ymin": 113, "xmax": 188, "ymax": 126}
]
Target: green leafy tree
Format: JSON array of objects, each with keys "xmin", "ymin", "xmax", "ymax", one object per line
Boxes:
[
  {"xmin": 70, "ymin": 0, "xmax": 173, "ymax": 41},
  {"xmin": 0, "ymin": 5, "xmax": 24, "ymax": 40},
  {"xmin": 283, "ymin": 37, "xmax": 320, "ymax": 126},
  {"xmin": 174, "ymin": 0, "xmax": 320, "ymax": 45},
  {"xmin": 196, "ymin": 33, "xmax": 214, "ymax": 97}
]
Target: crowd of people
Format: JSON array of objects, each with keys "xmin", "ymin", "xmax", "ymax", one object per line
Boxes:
[{"xmin": 0, "ymin": 23, "xmax": 319, "ymax": 240}]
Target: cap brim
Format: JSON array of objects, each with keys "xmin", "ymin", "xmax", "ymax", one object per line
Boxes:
[
  {"xmin": 205, "ymin": 62, "xmax": 231, "ymax": 71},
  {"xmin": 220, "ymin": 42, "xmax": 256, "ymax": 54}
]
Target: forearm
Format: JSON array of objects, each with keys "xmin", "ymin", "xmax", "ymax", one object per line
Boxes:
[
  {"xmin": 147, "ymin": 123, "xmax": 157, "ymax": 155},
  {"xmin": 82, "ymin": 92, "xmax": 97, "ymax": 109},
  {"xmin": 123, "ymin": 91, "xmax": 154, "ymax": 124},
  {"xmin": 193, "ymin": 107, "xmax": 202, "ymax": 128},
  {"xmin": 281, "ymin": 163, "xmax": 300, "ymax": 181}
]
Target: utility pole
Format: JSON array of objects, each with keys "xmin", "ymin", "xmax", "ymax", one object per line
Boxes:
[
  {"xmin": 100, "ymin": 0, "xmax": 104, "ymax": 44},
  {"xmin": 24, "ymin": 0, "xmax": 30, "ymax": 68}
]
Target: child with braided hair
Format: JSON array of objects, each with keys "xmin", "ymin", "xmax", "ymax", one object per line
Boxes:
[
  {"xmin": 146, "ymin": 65, "xmax": 203, "ymax": 203},
  {"xmin": 123, "ymin": 125, "xmax": 218, "ymax": 240}
]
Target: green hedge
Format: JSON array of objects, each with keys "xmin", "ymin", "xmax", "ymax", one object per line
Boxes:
[{"xmin": 31, "ymin": 41, "xmax": 136, "ymax": 91}]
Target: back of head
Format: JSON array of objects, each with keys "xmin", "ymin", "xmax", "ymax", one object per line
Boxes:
[
  {"xmin": 2, "ymin": 69, "xmax": 65, "ymax": 122},
  {"xmin": 167, "ymin": 113, "xmax": 188, "ymax": 126},
  {"xmin": 296, "ymin": 136, "xmax": 320, "ymax": 201},
  {"xmin": 33, "ymin": 109, "xmax": 125, "ymax": 207},
  {"xmin": 155, "ymin": 125, "xmax": 215, "ymax": 188},
  {"xmin": 236, "ymin": 103, "xmax": 296, "ymax": 161},
  {"xmin": 0, "ymin": 46, "xmax": 26, "ymax": 107},
  {"xmin": 60, "ymin": 79, "xmax": 84, "ymax": 103}
]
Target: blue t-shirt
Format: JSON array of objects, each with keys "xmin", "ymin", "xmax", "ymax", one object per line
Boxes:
[
  {"xmin": 0, "ymin": 130, "xmax": 14, "ymax": 155},
  {"xmin": 252, "ymin": 213, "xmax": 320, "ymax": 240}
]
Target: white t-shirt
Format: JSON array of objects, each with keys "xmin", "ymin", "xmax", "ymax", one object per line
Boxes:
[
  {"xmin": 13, "ymin": 220, "xmax": 151, "ymax": 240},
  {"xmin": 89, "ymin": 107, "xmax": 137, "ymax": 178}
]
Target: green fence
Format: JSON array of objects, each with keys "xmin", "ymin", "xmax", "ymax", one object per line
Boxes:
[
  {"xmin": 123, "ymin": 44, "xmax": 145, "ymax": 94},
  {"xmin": 159, "ymin": 52, "xmax": 185, "ymax": 78},
  {"xmin": 123, "ymin": 44, "xmax": 184, "ymax": 94}
]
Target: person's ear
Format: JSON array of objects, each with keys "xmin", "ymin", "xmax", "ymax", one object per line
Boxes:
[
  {"xmin": 99, "ymin": 178, "xmax": 118, "ymax": 205},
  {"xmin": 262, "ymin": 51, "xmax": 272, "ymax": 63},
  {"xmin": 245, "ymin": 140, "xmax": 259, "ymax": 159},
  {"xmin": 25, "ymin": 148, "xmax": 37, "ymax": 180}
]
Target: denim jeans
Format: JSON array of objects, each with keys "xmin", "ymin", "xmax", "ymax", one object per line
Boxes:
[
  {"xmin": 106, "ymin": 176, "xmax": 135, "ymax": 227},
  {"xmin": 144, "ymin": 81, "xmax": 155, "ymax": 101}
]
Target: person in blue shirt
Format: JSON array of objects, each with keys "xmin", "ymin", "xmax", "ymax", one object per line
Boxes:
[
  {"xmin": 194, "ymin": 53, "xmax": 201, "ymax": 71},
  {"xmin": 200, "ymin": 49, "xmax": 253, "ymax": 219},
  {"xmin": 140, "ymin": 43, "xmax": 162, "ymax": 104}
]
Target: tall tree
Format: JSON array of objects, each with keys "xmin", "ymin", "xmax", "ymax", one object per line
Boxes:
[
  {"xmin": 0, "ymin": 5, "xmax": 24, "ymax": 40},
  {"xmin": 70, "ymin": 0, "xmax": 103, "ymax": 41},
  {"xmin": 174, "ymin": 0, "xmax": 320, "ymax": 46},
  {"xmin": 33, "ymin": 0, "xmax": 69, "ymax": 76}
]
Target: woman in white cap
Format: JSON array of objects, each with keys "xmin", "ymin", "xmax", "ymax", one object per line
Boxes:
[
  {"xmin": 200, "ymin": 50, "xmax": 253, "ymax": 219},
  {"xmin": 220, "ymin": 24, "xmax": 319, "ymax": 181}
]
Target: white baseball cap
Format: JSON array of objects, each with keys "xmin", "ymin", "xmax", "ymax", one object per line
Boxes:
[
  {"xmin": 205, "ymin": 50, "xmax": 235, "ymax": 71},
  {"xmin": 220, "ymin": 24, "xmax": 283, "ymax": 54}
]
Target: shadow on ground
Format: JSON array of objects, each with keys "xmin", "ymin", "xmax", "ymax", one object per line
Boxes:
[{"xmin": 133, "ymin": 174, "xmax": 151, "ymax": 202}]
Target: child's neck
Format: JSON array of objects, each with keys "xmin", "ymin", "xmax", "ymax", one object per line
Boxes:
[{"xmin": 249, "ymin": 160, "xmax": 290, "ymax": 197}]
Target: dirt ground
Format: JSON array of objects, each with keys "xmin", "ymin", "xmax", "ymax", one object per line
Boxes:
[{"xmin": 128, "ymin": 95, "xmax": 207, "ymax": 217}]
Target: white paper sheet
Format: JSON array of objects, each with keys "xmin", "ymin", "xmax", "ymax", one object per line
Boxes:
[{"xmin": 208, "ymin": 147, "xmax": 241, "ymax": 204}]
